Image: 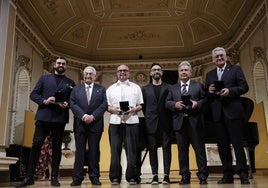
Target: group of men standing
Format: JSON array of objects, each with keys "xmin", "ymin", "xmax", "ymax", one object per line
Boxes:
[{"xmin": 17, "ymin": 46, "xmax": 250, "ymax": 187}]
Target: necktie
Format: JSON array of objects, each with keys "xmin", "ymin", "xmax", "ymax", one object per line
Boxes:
[
  {"xmin": 86, "ymin": 86, "xmax": 91, "ymax": 105},
  {"xmin": 218, "ymin": 68, "xmax": 224, "ymax": 80},
  {"xmin": 181, "ymin": 84, "xmax": 187, "ymax": 95}
]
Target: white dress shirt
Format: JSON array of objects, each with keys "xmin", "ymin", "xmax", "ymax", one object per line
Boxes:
[{"xmin": 106, "ymin": 80, "xmax": 144, "ymax": 124}]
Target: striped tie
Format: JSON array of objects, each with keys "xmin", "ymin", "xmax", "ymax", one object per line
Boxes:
[{"xmin": 182, "ymin": 84, "xmax": 187, "ymax": 95}]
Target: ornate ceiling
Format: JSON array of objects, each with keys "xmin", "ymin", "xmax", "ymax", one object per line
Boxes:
[{"xmin": 15, "ymin": 0, "xmax": 264, "ymax": 63}]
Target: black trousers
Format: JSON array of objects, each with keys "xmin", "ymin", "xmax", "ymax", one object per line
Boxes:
[
  {"xmin": 146, "ymin": 128, "xmax": 172, "ymax": 175},
  {"xmin": 109, "ymin": 123, "xmax": 139, "ymax": 182},
  {"xmin": 175, "ymin": 118, "xmax": 208, "ymax": 179},
  {"xmin": 26, "ymin": 121, "xmax": 65, "ymax": 179},
  {"xmin": 215, "ymin": 118, "xmax": 248, "ymax": 176},
  {"xmin": 72, "ymin": 121, "xmax": 102, "ymax": 182}
]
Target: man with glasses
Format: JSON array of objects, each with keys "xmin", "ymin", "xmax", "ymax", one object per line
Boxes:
[
  {"xmin": 205, "ymin": 47, "xmax": 250, "ymax": 184},
  {"xmin": 106, "ymin": 64, "xmax": 143, "ymax": 185},
  {"xmin": 141, "ymin": 63, "xmax": 172, "ymax": 185},
  {"xmin": 16, "ymin": 57, "xmax": 75, "ymax": 187}
]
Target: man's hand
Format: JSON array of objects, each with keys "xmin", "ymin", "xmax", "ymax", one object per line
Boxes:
[
  {"xmin": 83, "ymin": 114, "xmax": 95, "ymax": 124},
  {"xmin": 175, "ymin": 101, "xmax": 185, "ymax": 110}
]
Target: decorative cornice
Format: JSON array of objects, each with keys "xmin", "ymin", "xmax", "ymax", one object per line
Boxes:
[
  {"xmin": 254, "ymin": 46, "xmax": 265, "ymax": 60},
  {"xmin": 231, "ymin": 2, "xmax": 266, "ymax": 49},
  {"xmin": 227, "ymin": 48, "xmax": 240, "ymax": 65},
  {"xmin": 15, "ymin": 55, "xmax": 31, "ymax": 71},
  {"xmin": 15, "ymin": 2, "xmax": 266, "ymax": 73}
]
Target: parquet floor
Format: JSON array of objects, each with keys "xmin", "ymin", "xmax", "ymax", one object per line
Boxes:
[{"xmin": 1, "ymin": 170, "xmax": 267, "ymax": 188}]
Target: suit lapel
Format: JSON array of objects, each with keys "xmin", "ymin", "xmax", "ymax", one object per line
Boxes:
[
  {"xmin": 188, "ymin": 80, "xmax": 192, "ymax": 94},
  {"xmin": 176, "ymin": 83, "xmax": 182, "ymax": 97},
  {"xmin": 221, "ymin": 63, "xmax": 232, "ymax": 81}
]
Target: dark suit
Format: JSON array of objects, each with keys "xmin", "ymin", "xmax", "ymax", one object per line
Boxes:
[
  {"xmin": 205, "ymin": 62, "xmax": 249, "ymax": 177},
  {"xmin": 28, "ymin": 73, "xmax": 75, "ymax": 178},
  {"xmin": 165, "ymin": 80, "xmax": 208, "ymax": 179},
  {"xmin": 70, "ymin": 83, "xmax": 107, "ymax": 183},
  {"xmin": 142, "ymin": 82, "xmax": 172, "ymax": 175}
]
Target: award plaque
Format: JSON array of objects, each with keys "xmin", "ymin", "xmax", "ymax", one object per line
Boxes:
[
  {"xmin": 54, "ymin": 91, "xmax": 64, "ymax": 104},
  {"xmin": 119, "ymin": 101, "xmax": 129, "ymax": 114},
  {"xmin": 181, "ymin": 95, "xmax": 192, "ymax": 108},
  {"xmin": 214, "ymin": 81, "xmax": 225, "ymax": 93}
]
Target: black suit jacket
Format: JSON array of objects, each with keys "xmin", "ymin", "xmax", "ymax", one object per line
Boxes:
[
  {"xmin": 70, "ymin": 83, "xmax": 107, "ymax": 132},
  {"xmin": 205, "ymin": 62, "xmax": 249, "ymax": 121},
  {"xmin": 165, "ymin": 80, "xmax": 205, "ymax": 131},
  {"xmin": 30, "ymin": 74, "xmax": 75, "ymax": 123},
  {"xmin": 142, "ymin": 82, "xmax": 172, "ymax": 134}
]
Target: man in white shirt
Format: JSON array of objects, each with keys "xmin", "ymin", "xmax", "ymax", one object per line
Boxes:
[{"xmin": 106, "ymin": 64, "xmax": 143, "ymax": 185}]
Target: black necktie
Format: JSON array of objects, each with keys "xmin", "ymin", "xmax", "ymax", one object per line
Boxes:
[{"xmin": 182, "ymin": 84, "xmax": 187, "ymax": 95}]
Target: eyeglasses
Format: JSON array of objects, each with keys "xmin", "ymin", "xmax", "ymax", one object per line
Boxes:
[
  {"xmin": 117, "ymin": 69, "xmax": 129, "ymax": 73},
  {"xmin": 214, "ymin": 54, "xmax": 225, "ymax": 59},
  {"xmin": 56, "ymin": 62, "xmax": 66, "ymax": 65},
  {"xmin": 151, "ymin": 68, "xmax": 162, "ymax": 72}
]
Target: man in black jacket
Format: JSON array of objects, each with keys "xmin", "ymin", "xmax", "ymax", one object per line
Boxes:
[
  {"xmin": 16, "ymin": 56, "xmax": 75, "ymax": 187},
  {"xmin": 142, "ymin": 63, "xmax": 172, "ymax": 185},
  {"xmin": 205, "ymin": 47, "xmax": 250, "ymax": 184}
]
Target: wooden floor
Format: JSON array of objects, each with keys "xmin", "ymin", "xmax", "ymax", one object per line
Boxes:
[{"xmin": 1, "ymin": 170, "xmax": 268, "ymax": 188}]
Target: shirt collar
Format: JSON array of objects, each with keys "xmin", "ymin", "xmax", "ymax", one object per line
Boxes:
[
  {"xmin": 85, "ymin": 83, "xmax": 94, "ymax": 88},
  {"xmin": 116, "ymin": 80, "xmax": 130, "ymax": 86},
  {"xmin": 218, "ymin": 63, "xmax": 226, "ymax": 71},
  {"xmin": 180, "ymin": 80, "xmax": 190, "ymax": 86}
]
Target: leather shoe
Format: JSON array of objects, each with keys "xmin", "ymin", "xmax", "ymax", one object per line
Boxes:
[
  {"xmin": 241, "ymin": 178, "xmax": 250, "ymax": 184},
  {"xmin": 240, "ymin": 172, "xmax": 250, "ymax": 184},
  {"xmin": 51, "ymin": 177, "xmax": 60, "ymax": 186},
  {"xmin": 15, "ymin": 178, "xmax": 34, "ymax": 187},
  {"xmin": 199, "ymin": 179, "xmax": 207, "ymax": 185},
  {"xmin": 91, "ymin": 177, "xmax": 102, "ymax": 185},
  {"xmin": 179, "ymin": 177, "xmax": 190, "ymax": 185},
  {"xmin": 70, "ymin": 180, "xmax": 82, "ymax": 186},
  {"xmin": 217, "ymin": 177, "xmax": 234, "ymax": 184},
  {"xmin": 111, "ymin": 179, "xmax": 120, "ymax": 185}
]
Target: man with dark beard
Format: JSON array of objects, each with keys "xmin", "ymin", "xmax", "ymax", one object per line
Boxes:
[
  {"xmin": 141, "ymin": 63, "xmax": 173, "ymax": 185},
  {"xmin": 16, "ymin": 56, "xmax": 75, "ymax": 187}
]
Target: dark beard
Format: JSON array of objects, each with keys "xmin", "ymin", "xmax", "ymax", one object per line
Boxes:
[
  {"xmin": 153, "ymin": 74, "xmax": 161, "ymax": 80},
  {"xmin": 55, "ymin": 67, "xmax": 66, "ymax": 74}
]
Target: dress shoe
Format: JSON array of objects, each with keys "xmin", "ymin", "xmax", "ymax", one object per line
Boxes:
[
  {"xmin": 217, "ymin": 177, "xmax": 234, "ymax": 184},
  {"xmin": 179, "ymin": 177, "xmax": 190, "ymax": 185},
  {"xmin": 163, "ymin": 175, "xmax": 170, "ymax": 184},
  {"xmin": 151, "ymin": 175, "xmax": 159, "ymax": 185},
  {"xmin": 51, "ymin": 177, "xmax": 60, "ymax": 186},
  {"xmin": 111, "ymin": 179, "xmax": 120, "ymax": 185},
  {"xmin": 240, "ymin": 172, "xmax": 250, "ymax": 184},
  {"xmin": 199, "ymin": 178, "xmax": 208, "ymax": 185},
  {"xmin": 91, "ymin": 177, "xmax": 102, "ymax": 185},
  {"xmin": 129, "ymin": 178, "xmax": 137, "ymax": 185},
  {"xmin": 15, "ymin": 178, "xmax": 34, "ymax": 187},
  {"xmin": 240, "ymin": 178, "xmax": 250, "ymax": 184},
  {"xmin": 70, "ymin": 180, "xmax": 82, "ymax": 186}
]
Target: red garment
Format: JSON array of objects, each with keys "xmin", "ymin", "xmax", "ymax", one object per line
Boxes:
[{"xmin": 35, "ymin": 134, "xmax": 52, "ymax": 176}]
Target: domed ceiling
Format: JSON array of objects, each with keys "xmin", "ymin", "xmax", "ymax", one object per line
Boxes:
[{"xmin": 15, "ymin": 0, "xmax": 264, "ymax": 62}]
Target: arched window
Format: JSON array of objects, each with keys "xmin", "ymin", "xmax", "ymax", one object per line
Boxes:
[{"xmin": 10, "ymin": 67, "xmax": 30, "ymax": 144}]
